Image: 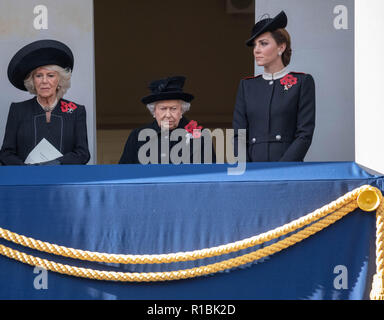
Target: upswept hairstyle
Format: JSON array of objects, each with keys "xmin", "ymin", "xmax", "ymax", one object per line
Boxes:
[{"xmin": 271, "ymin": 28, "xmax": 292, "ymax": 66}]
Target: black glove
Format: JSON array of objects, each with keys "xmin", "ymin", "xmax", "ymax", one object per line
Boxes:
[{"xmin": 37, "ymin": 159, "xmax": 61, "ymax": 166}]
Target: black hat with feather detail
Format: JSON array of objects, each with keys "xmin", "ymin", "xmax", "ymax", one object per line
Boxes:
[{"xmin": 141, "ymin": 76, "xmax": 194, "ymax": 104}]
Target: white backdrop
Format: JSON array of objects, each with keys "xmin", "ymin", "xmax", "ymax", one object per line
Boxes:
[
  {"xmin": 255, "ymin": 0, "xmax": 355, "ymax": 162},
  {"xmin": 0, "ymin": 0, "xmax": 96, "ymax": 164}
]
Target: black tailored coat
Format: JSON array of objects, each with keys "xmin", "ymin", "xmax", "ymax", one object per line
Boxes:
[
  {"xmin": 232, "ymin": 72, "xmax": 315, "ymax": 162},
  {"xmin": 0, "ymin": 97, "xmax": 90, "ymax": 165},
  {"xmin": 119, "ymin": 116, "xmax": 215, "ymax": 164}
]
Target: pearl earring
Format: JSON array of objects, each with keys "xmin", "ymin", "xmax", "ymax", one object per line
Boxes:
[{"xmin": 278, "ymin": 51, "xmax": 282, "ymax": 56}]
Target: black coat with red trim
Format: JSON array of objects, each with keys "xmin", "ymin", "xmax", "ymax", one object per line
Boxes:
[
  {"xmin": 0, "ymin": 97, "xmax": 90, "ymax": 165},
  {"xmin": 232, "ymin": 71, "xmax": 315, "ymax": 162}
]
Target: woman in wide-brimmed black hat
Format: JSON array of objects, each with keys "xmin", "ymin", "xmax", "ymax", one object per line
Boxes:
[
  {"xmin": 0, "ymin": 39, "xmax": 90, "ymax": 165},
  {"xmin": 232, "ymin": 11, "xmax": 316, "ymax": 162},
  {"xmin": 119, "ymin": 75, "xmax": 215, "ymax": 164}
]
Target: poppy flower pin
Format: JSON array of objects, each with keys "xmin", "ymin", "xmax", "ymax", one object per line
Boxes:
[
  {"xmin": 184, "ymin": 120, "xmax": 203, "ymax": 144},
  {"xmin": 280, "ymin": 74, "xmax": 297, "ymax": 91},
  {"xmin": 60, "ymin": 101, "xmax": 78, "ymax": 113}
]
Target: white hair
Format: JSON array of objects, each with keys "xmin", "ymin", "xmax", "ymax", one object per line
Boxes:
[
  {"xmin": 146, "ymin": 100, "xmax": 191, "ymax": 116},
  {"xmin": 24, "ymin": 64, "xmax": 72, "ymax": 100}
]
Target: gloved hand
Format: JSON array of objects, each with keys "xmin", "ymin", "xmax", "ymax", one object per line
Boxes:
[{"xmin": 37, "ymin": 159, "xmax": 61, "ymax": 166}]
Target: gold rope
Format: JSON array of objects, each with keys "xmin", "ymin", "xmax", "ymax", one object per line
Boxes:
[
  {"xmin": 370, "ymin": 193, "xmax": 384, "ymax": 300},
  {"xmin": 0, "ymin": 185, "xmax": 368, "ymax": 264},
  {"xmin": 0, "ymin": 184, "xmax": 382, "ymax": 301},
  {"xmin": 0, "ymin": 198, "xmax": 356, "ymax": 281}
]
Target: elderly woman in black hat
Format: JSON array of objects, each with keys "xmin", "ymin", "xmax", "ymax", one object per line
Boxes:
[
  {"xmin": 233, "ymin": 11, "xmax": 315, "ymax": 162},
  {"xmin": 0, "ymin": 39, "xmax": 90, "ymax": 165},
  {"xmin": 119, "ymin": 76, "xmax": 215, "ymax": 164}
]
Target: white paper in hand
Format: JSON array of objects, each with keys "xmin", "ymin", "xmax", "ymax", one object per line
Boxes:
[{"xmin": 24, "ymin": 138, "xmax": 63, "ymax": 164}]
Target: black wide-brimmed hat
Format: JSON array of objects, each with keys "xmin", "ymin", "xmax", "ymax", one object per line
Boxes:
[
  {"xmin": 141, "ymin": 76, "xmax": 194, "ymax": 104},
  {"xmin": 246, "ymin": 11, "xmax": 287, "ymax": 47},
  {"xmin": 7, "ymin": 39, "xmax": 74, "ymax": 91}
]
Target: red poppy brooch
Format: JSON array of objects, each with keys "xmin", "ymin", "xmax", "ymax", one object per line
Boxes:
[
  {"xmin": 184, "ymin": 120, "xmax": 203, "ymax": 143},
  {"xmin": 61, "ymin": 101, "xmax": 78, "ymax": 113},
  {"xmin": 280, "ymin": 74, "xmax": 297, "ymax": 91}
]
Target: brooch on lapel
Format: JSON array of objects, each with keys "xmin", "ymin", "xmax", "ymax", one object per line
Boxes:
[
  {"xmin": 280, "ymin": 74, "xmax": 297, "ymax": 91},
  {"xmin": 60, "ymin": 101, "xmax": 78, "ymax": 113},
  {"xmin": 184, "ymin": 120, "xmax": 203, "ymax": 144}
]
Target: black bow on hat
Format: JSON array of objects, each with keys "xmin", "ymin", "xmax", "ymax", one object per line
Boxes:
[
  {"xmin": 7, "ymin": 39, "xmax": 74, "ymax": 91},
  {"xmin": 141, "ymin": 76, "xmax": 194, "ymax": 104},
  {"xmin": 246, "ymin": 11, "xmax": 288, "ymax": 47}
]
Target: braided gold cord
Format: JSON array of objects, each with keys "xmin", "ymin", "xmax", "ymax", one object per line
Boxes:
[
  {"xmin": 0, "ymin": 200, "xmax": 356, "ymax": 282},
  {"xmin": 370, "ymin": 197, "xmax": 384, "ymax": 300},
  {"xmin": 0, "ymin": 183, "xmax": 382, "ymax": 300},
  {"xmin": 0, "ymin": 185, "xmax": 368, "ymax": 264}
]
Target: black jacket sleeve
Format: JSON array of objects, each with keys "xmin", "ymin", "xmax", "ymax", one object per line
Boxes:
[
  {"xmin": 119, "ymin": 129, "xmax": 139, "ymax": 164},
  {"xmin": 232, "ymin": 80, "xmax": 250, "ymax": 161},
  {"xmin": 0, "ymin": 103, "xmax": 25, "ymax": 165},
  {"xmin": 279, "ymin": 74, "xmax": 316, "ymax": 161}
]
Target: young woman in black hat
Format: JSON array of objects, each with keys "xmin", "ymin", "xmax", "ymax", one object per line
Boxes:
[
  {"xmin": 119, "ymin": 76, "xmax": 215, "ymax": 164},
  {"xmin": 232, "ymin": 11, "xmax": 315, "ymax": 162},
  {"xmin": 0, "ymin": 39, "xmax": 90, "ymax": 165}
]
